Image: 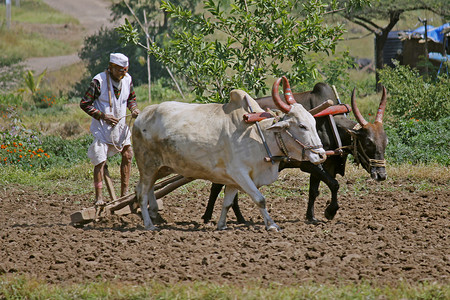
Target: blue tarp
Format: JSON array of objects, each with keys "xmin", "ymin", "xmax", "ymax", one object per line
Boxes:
[
  {"xmin": 428, "ymin": 52, "xmax": 449, "ymax": 62},
  {"xmin": 411, "ymin": 23, "xmax": 450, "ymax": 44}
]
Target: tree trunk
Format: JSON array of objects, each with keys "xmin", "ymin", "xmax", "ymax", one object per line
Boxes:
[
  {"xmin": 374, "ymin": 30, "xmax": 390, "ymax": 92},
  {"xmin": 374, "ymin": 34, "xmax": 384, "ymax": 92}
]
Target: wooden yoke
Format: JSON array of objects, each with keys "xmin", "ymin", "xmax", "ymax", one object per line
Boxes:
[
  {"xmin": 243, "ymin": 100, "xmax": 349, "ymax": 124},
  {"xmin": 313, "ymin": 104, "xmax": 351, "ymax": 118}
]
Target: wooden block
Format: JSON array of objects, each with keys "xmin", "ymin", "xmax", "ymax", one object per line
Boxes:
[
  {"xmin": 113, "ymin": 205, "xmax": 132, "ymax": 216},
  {"xmin": 70, "ymin": 207, "xmax": 97, "ymax": 224}
]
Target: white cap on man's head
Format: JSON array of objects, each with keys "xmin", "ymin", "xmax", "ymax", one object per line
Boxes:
[{"xmin": 109, "ymin": 53, "xmax": 129, "ymax": 67}]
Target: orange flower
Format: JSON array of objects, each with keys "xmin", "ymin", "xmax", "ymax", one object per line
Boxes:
[
  {"xmin": 18, "ymin": 143, "xmax": 22, "ymax": 146},
  {"xmin": 19, "ymin": 155, "xmax": 22, "ymax": 158}
]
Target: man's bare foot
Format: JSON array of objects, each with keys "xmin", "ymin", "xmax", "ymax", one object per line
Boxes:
[{"xmin": 95, "ymin": 199, "xmax": 106, "ymax": 206}]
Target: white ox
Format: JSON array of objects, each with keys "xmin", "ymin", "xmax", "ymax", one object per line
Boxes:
[{"xmin": 132, "ymin": 77, "xmax": 327, "ymax": 231}]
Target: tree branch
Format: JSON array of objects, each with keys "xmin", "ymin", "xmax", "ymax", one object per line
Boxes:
[
  {"xmin": 345, "ymin": 16, "xmax": 377, "ymax": 34},
  {"xmin": 354, "ymin": 16, "xmax": 382, "ymax": 32}
]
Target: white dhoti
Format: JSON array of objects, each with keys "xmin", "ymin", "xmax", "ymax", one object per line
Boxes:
[{"xmin": 87, "ymin": 137, "xmax": 131, "ymax": 166}]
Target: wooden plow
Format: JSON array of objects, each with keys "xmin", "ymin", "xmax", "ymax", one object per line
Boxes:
[{"xmin": 70, "ymin": 167, "xmax": 193, "ymax": 227}]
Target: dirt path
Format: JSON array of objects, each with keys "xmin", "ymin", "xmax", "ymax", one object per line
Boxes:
[{"xmin": 23, "ymin": 0, "xmax": 119, "ymax": 74}]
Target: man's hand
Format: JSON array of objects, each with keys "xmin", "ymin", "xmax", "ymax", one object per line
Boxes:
[
  {"xmin": 103, "ymin": 114, "xmax": 119, "ymax": 126},
  {"xmin": 131, "ymin": 108, "xmax": 141, "ymax": 118}
]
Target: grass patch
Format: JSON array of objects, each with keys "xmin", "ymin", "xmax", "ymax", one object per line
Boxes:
[
  {"xmin": 0, "ymin": 0, "xmax": 81, "ymax": 59},
  {"xmin": 0, "ymin": 275, "xmax": 448, "ymax": 299},
  {"xmin": 0, "ymin": 27, "xmax": 76, "ymax": 59},
  {"xmin": 0, "ymin": 0, "xmax": 79, "ymax": 25},
  {"xmin": 43, "ymin": 62, "xmax": 87, "ymax": 96}
]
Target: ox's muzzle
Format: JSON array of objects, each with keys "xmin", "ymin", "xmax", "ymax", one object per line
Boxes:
[
  {"xmin": 369, "ymin": 159, "xmax": 387, "ymax": 181},
  {"xmin": 371, "ymin": 167, "xmax": 387, "ymax": 181},
  {"xmin": 308, "ymin": 148, "xmax": 327, "ymax": 165}
]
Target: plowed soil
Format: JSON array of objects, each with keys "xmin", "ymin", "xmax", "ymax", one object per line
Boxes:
[{"xmin": 1, "ymin": 169, "xmax": 449, "ymax": 286}]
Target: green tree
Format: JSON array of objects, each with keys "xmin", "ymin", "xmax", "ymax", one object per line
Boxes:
[
  {"xmin": 339, "ymin": 0, "xmax": 449, "ymax": 90},
  {"xmin": 110, "ymin": 0, "xmax": 199, "ymax": 36},
  {"xmin": 118, "ymin": 0, "xmax": 367, "ymax": 102},
  {"xmin": 74, "ymin": 1, "xmax": 201, "ymax": 98},
  {"xmin": 76, "ymin": 26, "xmax": 151, "ymax": 95}
]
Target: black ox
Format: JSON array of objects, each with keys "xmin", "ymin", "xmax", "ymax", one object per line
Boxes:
[{"xmin": 201, "ymin": 82, "xmax": 388, "ymax": 224}]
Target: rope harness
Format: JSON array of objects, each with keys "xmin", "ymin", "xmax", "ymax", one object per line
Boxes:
[
  {"xmin": 352, "ymin": 138, "xmax": 386, "ymax": 169},
  {"xmin": 347, "ymin": 124, "xmax": 386, "ymax": 170},
  {"xmin": 272, "ymin": 118, "xmax": 387, "ymax": 170},
  {"xmin": 274, "ymin": 130, "xmax": 323, "ymax": 161}
]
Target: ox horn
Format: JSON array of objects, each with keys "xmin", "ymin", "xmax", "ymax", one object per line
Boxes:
[
  {"xmin": 282, "ymin": 76, "xmax": 297, "ymax": 106},
  {"xmin": 272, "ymin": 76, "xmax": 294, "ymax": 113},
  {"xmin": 351, "ymin": 88, "xmax": 368, "ymax": 127},
  {"xmin": 375, "ymin": 86, "xmax": 387, "ymax": 123}
]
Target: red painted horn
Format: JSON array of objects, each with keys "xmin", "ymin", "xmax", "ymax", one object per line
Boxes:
[
  {"xmin": 351, "ymin": 88, "xmax": 368, "ymax": 127},
  {"xmin": 282, "ymin": 76, "xmax": 296, "ymax": 106},
  {"xmin": 375, "ymin": 86, "xmax": 387, "ymax": 123},
  {"xmin": 272, "ymin": 77, "xmax": 291, "ymax": 113}
]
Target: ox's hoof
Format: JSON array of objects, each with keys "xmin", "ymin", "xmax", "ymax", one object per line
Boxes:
[
  {"xmin": 236, "ymin": 216, "xmax": 247, "ymax": 224},
  {"xmin": 267, "ymin": 224, "xmax": 280, "ymax": 232},
  {"xmin": 144, "ymin": 225, "xmax": 158, "ymax": 231},
  {"xmin": 324, "ymin": 204, "xmax": 339, "ymax": 220},
  {"xmin": 305, "ymin": 217, "xmax": 321, "ymax": 225},
  {"xmin": 151, "ymin": 213, "xmax": 167, "ymax": 224},
  {"xmin": 217, "ymin": 224, "xmax": 228, "ymax": 231},
  {"xmin": 201, "ymin": 215, "xmax": 212, "ymax": 224}
]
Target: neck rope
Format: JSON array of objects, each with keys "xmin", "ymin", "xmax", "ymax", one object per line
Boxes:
[{"xmin": 274, "ymin": 130, "xmax": 323, "ymax": 161}]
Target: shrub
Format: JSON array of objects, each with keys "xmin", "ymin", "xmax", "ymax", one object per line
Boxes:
[
  {"xmin": 0, "ymin": 102, "xmax": 93, "ymax": 170},
  {"xmin": 0, "ymin": 130, "xmax": 48, "ymax": 170},
  {"xmin": 379, "ymin": 61, "xmax": 450, "ymax": 121},
  {"xmin": 320, "ymin": 51, "xmax": 357, "ymax": 97},
  {"xmin": 32, "ymin": 89, "xmax": 58, "ymax": 108},
  {"xmin": 0, "ymin": 131, "xmax": 94, "ymax": 171},
  {"xmin": 0, "ymin": 55, "xmax": 25, "ymax": 92},
  {"xmin": 40, "ymin": 134, "xmax": 94, "ymax": 167},
  {"xmin": 0, "ymin": 93, "xmax": 23, "ymax": 120},
  {"xmin": 385, "ymin": 117, "xmax": 450, "ymax": 165}
]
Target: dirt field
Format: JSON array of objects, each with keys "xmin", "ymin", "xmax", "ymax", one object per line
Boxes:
[{"xmin": 1, "ymin": 169, "xmax": 448, "ymax": 286}]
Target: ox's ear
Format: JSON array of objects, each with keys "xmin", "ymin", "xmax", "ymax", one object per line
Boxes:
[
  {"xmin": 345, "ymin": 123, "xmax": 362, "ymax": 137},
  {"xmin": 345, "ymin": 126, "xmax": 361, "ymax": 139},
  {"xmin": 267, "ymin": 120, "xmax": 290, "ymax": 131},
  {"xmin": 345, "ymin": 127, "xmax": 356, "ymax": 136}
]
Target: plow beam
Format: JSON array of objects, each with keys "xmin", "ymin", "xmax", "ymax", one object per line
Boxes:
[{"xmin": 70, "ymin": 174, "xmax": 191, "ymax": 226}]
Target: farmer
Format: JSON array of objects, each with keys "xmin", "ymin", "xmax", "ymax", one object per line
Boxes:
[{"xmin": 80, "ymin": 53, "xmax": 140, "ymax": 206}]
